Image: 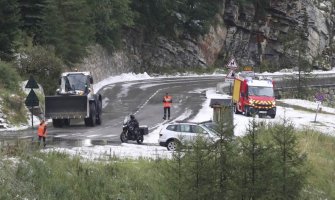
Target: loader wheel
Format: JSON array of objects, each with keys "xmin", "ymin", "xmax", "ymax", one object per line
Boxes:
[
  {"xmin": 52, "ymin": 119, "xmax": 63, "ymax": 128},
  {"xmin": 85, "ymin": 103, "xmax": 96, "ymax": 127},
  {"xmin": 96, "ymin": 112, "xmax": 102, "ymax": 125},
  {"xmin": 64, "ymin": 119, "xmax": 70, "ymax": 126}
]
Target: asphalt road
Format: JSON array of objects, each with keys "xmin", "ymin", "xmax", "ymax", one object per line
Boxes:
[{"xmin": 0, "ymin": 76, "xmax": 223, "ymax": 148}]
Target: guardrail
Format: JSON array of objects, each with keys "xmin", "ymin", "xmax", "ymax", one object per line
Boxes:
[{"xmin": 216, "ymin": 72, "xmax": 335, "ymax": 94}]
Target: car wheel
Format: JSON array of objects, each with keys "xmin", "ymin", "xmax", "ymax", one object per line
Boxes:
[{"xmin": 167, "ymin": 139, "xmax": 181, "ymax": 151}]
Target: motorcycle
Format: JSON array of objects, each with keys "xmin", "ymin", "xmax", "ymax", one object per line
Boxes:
[{"xmin": 120, "ymin": 115, "xmax": 144, "ymax": 144}]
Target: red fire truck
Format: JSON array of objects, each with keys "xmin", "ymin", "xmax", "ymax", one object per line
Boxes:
[{"xmin": 232, "ymin": 71, "xmax": 276, "ymax": 118}]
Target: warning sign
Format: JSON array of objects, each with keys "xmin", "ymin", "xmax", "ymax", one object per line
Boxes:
[
  {"xmin": 225, "ymin": 69, "xmax": 236, "ymax": 83},
  {"xmin": 226, "ymin": 58, "xmax": 238, "ymax": 69},
  {"xmin": 226, "ymin": 69, "xmax": 235, "ymax": 78}
]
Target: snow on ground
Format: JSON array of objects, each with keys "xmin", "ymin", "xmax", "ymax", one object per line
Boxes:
[
  {"xmin": 2, "ymin": 70, "xmax": 333, "ymax": 159},
  {"xmin": 44, "ymin": 72, "xmax": 335, "ymax": 160}
]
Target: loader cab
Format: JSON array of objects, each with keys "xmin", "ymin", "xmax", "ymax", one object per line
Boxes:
[{"xmin": 58, "ymin": 72, "xmax": 93, "ymax": 94}]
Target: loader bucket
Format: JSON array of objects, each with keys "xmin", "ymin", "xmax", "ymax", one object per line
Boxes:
[{"xmin": 45, "ymin": 95, "xmax": 88, "ymax": 119}]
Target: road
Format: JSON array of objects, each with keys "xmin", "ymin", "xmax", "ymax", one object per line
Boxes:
[{"xmin": 0, "ymin": 76, "xmax": 223, "ymax": 148}]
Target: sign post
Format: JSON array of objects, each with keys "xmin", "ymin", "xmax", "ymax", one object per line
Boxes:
[
  {"xmin": 225, "ymin": 57, "xmax": 238, "ymax": 83},
  {"xmin": 25, "ymin": 76, "xmax": 39, "ymax": 135},
  {"xmin": 314, "ymin": 92, "xmax": 325, "ymax": 122}
]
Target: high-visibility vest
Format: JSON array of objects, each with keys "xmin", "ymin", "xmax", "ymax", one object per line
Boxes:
[
  {"xmin": 163, "ymin": 96, "xmax": 172, "ymax": 108},
  {"xmin": 38, "ymin": 123, "xmax": 47, "ymax": 137}
]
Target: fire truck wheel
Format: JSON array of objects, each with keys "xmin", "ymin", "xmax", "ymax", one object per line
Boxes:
[
  {"xmin": 244, "ymin": 107, "xmax": 250, "ymax": 117},
  {"xmin": 234, "ymin": 104, "xmax": 241, "ymax": 114}
]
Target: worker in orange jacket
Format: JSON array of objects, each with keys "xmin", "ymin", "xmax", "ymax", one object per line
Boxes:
[
  {"xmin": 37, "ymin": 119, "xmax": 47, "ymax": 147},
  {"xmin": 163, "ymin": 93, "xmax": 172, "ymax": 120}
]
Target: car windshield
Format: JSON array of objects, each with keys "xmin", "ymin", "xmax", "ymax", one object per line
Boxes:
[
  {"xmin": 248, "ymin": 86, "xmax": 274, "ymax": 97},
  {"xmin": 66, "ymin": 74, "xmax": 88, "ymax": 91}
]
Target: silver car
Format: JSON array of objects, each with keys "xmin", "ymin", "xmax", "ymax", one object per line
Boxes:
[{"xmin": 158, "ymin": 122, "xmax": 220, "ymax": 151}]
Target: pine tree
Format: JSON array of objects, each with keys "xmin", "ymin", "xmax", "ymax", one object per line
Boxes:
[
  {"xmin": 211, "ymin": 115, "xmax": 239, "ymax": 199},
  {"xmin": 268, "ymin": 118, "xmax": 307, "ymax": 199},
  {"xmin": 239, "ymin": 118, "xmax": 272, "ymax": 199},
  {"xmin": 41, "ymin": 0, "xmax": 94, "ymax": 66},
  {"xmin": 182, "ymin": 138, "xmax": 215, "ymax": 200},
  {"xmin": 18, "ymin": 0, "xmax": 46, "ymax": 44},
  {"xmin": 88, "ymin": 0, "xmax": 134, "ymax": 51},
  {"xmin": 280, "ymin": 11, "xmax": 312, "ymax": 99},
  {"xmin": 0, "ymin": 0, "xmax": 21, "ymax": 61},
  {"xmin": 176, "ymin": 0, "xmax": 222, "ymax": 36}
]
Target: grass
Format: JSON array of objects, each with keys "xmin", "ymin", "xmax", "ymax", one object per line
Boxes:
[
  {"xmin": 297, "ymin": 130, "xmax": 335, "ymax": 199},
  {"xmin": 0, "ymin": 89, "xmax": 28, "ymax": 125},
  {"xmin": 0, "ymin": 129, "xmax": 334, "ymax": 199},
  {"xmin": 276, "ymin": 101, "xmax": 335, "ymax": 115}
]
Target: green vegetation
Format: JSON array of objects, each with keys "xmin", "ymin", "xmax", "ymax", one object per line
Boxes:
[
  {"xmin": 17, "ymin": 45, "xmax": 64, "ymax": 95},
  {"xmin": 0, "ymin": 61, "xmax": 27, "ymax": 125},
  {"xmin": 0, "ymin": 121, "xmax": 334, "ymax": 199},
  {"xmin": 0, "ymin": 0, "xmax": 224, "ymax": 94}
]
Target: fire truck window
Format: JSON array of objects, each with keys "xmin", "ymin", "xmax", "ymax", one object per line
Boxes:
[{"xmin": 248, "ymin": 86, "xmax": 274, "ymax": 97}]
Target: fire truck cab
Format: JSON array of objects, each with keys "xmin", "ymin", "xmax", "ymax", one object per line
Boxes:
[{"xmin": 232, "ymin": 72, "xmax": 276, "ymax": 118}]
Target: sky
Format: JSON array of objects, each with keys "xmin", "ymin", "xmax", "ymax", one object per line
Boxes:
[{"xmin": 41, "ymin": 70, "xmax": 335, "ymax": 161}]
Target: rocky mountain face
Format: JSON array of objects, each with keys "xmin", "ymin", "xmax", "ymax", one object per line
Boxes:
[{"xmin": 80, "ymin": 0, "xmax": 334, "ymax": 82}]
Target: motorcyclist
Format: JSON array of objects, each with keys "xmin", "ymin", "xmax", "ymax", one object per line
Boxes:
[{"xmin": 128, "ymin": 114, "xmax": 139, "ymax": 136}]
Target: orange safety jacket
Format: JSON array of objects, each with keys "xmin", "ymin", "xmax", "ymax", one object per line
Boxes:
[
  {"xmin": 163, "ymin": 96, "xmax": 172, "ymax": 108},
  {"xmin": 38, "ymin": 123, "xmax": 47, "ymax": 137}
]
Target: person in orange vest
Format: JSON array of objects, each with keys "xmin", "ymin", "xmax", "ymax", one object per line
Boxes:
[
  {"xmin": 163, "ymin": 93, "xmax": 172, "ymax": 120},
  {"xmin": 37, "ymin": 119, "xmax": 47, "ymax": 147}
]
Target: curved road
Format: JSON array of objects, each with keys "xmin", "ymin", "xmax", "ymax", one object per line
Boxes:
[{"xmin": 0, "ymin": 76, "xmax": 223, "ymax": 148}]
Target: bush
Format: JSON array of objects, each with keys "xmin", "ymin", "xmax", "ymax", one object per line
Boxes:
[
  {"xmin": 17, "ymin": 45, "xmax": 64, "ymax": 95},
  {"xmin": 1, "ymin": 91, "xmax": 28, "ymax": 125},
  {"xmin": 0, "ymin": 61, "xmax": 21, "ymax": 91}
]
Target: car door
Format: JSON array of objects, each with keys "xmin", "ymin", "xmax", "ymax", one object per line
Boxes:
[
  {"xmin": 179, "ymin": 124, "xmax": 193, "ymax": 144},
  {"xmin": 190, "ymin": 125, "xmax": 210, "ymax": 142}
]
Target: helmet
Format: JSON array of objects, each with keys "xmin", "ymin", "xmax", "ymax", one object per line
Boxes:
[{"xmin": 130, "ymin": 115, "xmax": 135, "ymax": 120}]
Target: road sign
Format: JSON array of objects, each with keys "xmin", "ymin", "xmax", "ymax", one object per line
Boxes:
[
  {"xmin": 226, "ymin": 69, "xmax": 235, "ymax": 78},
  {"xmin": 25, "ymin": 89, "xmax": 39, "ymax": 107},
  {"xmin": 314, "ymin": 92, "xmax": 325, "ymax": 102},
  {"xmin": 226, "ymin": 58, "xmax": 238, "ymax": 69},
  {"xmin": 225, "ymin": 78, "xmax": 234, "ymax": 83},
  {"xmin": 25, "ymin": 75, "xmax": 39, "ymax": 89}
]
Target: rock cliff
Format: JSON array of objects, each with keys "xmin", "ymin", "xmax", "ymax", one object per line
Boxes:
[{"xmin": 79, "ymin": 0, "xmax": 334, "ymax": 82}]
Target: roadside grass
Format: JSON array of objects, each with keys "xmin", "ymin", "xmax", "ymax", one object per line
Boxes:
[
  {"xmin": 297, "ymin": 129, "xmax": 335, "ymax": 199},
  {"xmin": 0, "ymin": 129, "xmax": 334, "ymax": 199},
  {"xmin": 276, "ymin": 101, "xmax": 335, "ymax": 115},
  {"xmin": 0, "ymin": 148, "xmax": 168, "ymax": 200},
  {"xmin": 1, "ymin": 90, "xmax": 28, "ymax": 125}
]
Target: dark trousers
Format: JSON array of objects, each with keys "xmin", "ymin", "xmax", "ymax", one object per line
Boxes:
[
  {"xmin": 38, "ymin": 136, "xmax": 46, "ymax": 147},
  {"xmin": 163, "ymin": 107, "xmax": 170, "ymax": 119}
]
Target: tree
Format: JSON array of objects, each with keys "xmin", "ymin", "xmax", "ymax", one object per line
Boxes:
[
  {"xmin": 18, "ymin": 0, "xmax": 46, "ymax": 44},
  {"xmin": 41, "ymin": 0, "xmax": 94, "ymax": 66},
  {"xmin": 239, "ymin": 118, "xmax": 272, "ymax": 199},
  {"xmin": 268, "ymin": 119, "xmax": 307, "ymax": 199},
  {"xmin": 176, "ymin": 0, "xmax": 222, "ymax": 36},
  {"xmin": 0, "ymin": 61, "xmax": 21, "ymax": 91},
  {"xmin": 211, "ymin": 119, "xmax": 240, "ymax": 199},
  {"xmin": 131, "ymin": 0, "xmax": 222, "ymax": 38},
  {"xmin": 17, "ymin": 45, "xmax": 64, "ymax": 95},
  {"xmin": 88, "ymin": 0, "xmax": 134, "ymax": 51},
  {"xmin": 0, "ymin": 0, "xmax": 21, "ymax": 61},
  {"xmin": 280, "ymin": 11, "xmax": 312, "ymax": 99}
]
